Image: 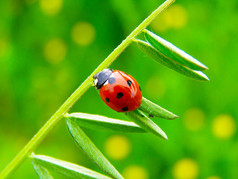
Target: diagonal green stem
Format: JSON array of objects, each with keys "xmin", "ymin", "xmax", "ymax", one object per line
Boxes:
[{"xmin": 0, "ymin": 0, "xmax": 175, "ymax": 178}]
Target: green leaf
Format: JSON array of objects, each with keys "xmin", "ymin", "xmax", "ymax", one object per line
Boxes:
[
  {"xmin": 144, "ymin": 29, "xmax": 208, "ymax": 71},
  {"xmin": 30, "ymin": 153, "xmax": 112, "ymax": 179},
  {"xmin": 135, "ymin": 39, "xmax": 209, "ymax": 81},
  {"xmin": 66, "ymin": 119, "xmax": 124, "ymax": 179},
  {"xmin": 65, "ymin": 112, "xmax": 146, "ymax": 133},
  {"xmin": 32, "ymin": 160, "xmax": 54, "ymax": 179},
  {"xmin": 126, "ymin": 109, "xmax": 168, "ymax": 140},
  {"xmin": 139, "ymin": 97, "xmax": 178, "ymax": 119}
]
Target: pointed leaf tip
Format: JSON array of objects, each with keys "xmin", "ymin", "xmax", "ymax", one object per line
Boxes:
[
  {"xmin": 144, "ymin": 29, "xmax": 208, "ymax": 71},
  {"xmin": 135, "ymin": 39, "xmax": 209, "ymax": 81},
  {"xmin": 126, "ymin": 109, "xmax": 168, "ymax": 140},
  {"xmin": 139, "ymin": 97, "xmax": 178, "ymax": 120},
  {"xmin": 66, "ymin": 112, "xmax": 146, "ymax": 133}
]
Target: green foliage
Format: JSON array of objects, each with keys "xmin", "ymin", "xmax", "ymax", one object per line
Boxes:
[
  {"xmin": 0, "ymin": 0, "xmax": 177, "ymax": 178},
  {"xmin": 127, "ymin": 110, "xmax": 168, "ymax": 140},
  {"xmin": 66, "ymin": 119, "xmax": 123, "ymax": 179},
  {"xmin": 135, "ymin": 39, "xmax": 209, "ymax": 81},
  {"xmin": 144, "ymin": 29, "xmax": 208, "ymax": 71},
  {"xmin": 65, "ymin": 112, "xmax": 146, "ymax": 133},
  {"xmin": 31, "ymin": 153, "xmax": 112, "ymax": 179},
  {"xmin": 5, "ymin": 0, "xmax": 237, "ymax": 178},
  {"xmin": 32, "ymin": 161, "xmax": 53, "ymax": 179},
  {"xmin": 139, "ymin": 97, "xmax": 178, "ymax": 119}
]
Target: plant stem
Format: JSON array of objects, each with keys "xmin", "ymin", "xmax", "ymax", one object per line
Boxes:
[{"xmin": 0, "ymin": 0, "xmax": 175, "ymax": 178}]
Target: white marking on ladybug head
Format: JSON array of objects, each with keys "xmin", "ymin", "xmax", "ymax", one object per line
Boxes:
[{"xmin": 94, "ymin": 78, "xmax": 98, "ymax": 87}]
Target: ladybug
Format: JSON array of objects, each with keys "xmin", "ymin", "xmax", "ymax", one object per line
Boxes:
[{"xmin": 93, "ymin": 69, "xmax": 142, "ymax": 112}]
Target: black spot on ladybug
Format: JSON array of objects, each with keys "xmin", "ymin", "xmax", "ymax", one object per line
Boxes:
[
  {"xmin": 122, "ymin": 107, "xmax": 128, "ymax": 111},
  {"xmin": 116, "ymin": 92, "xmax": 124, "ymax": 99},
  {"xmin": 127, "ymin": 80, "xmax": 132, "ymax": 87},
  {"xmin": 108, "ymin": 77, "xmax": 116, "ymax": 84},
  {"xmin": 149, "ymin": 114, "xmax": 154, "ymax": 117},
  {"xmin": 139, "ymin": 86, "xmax": 142, "ymax": 91},
  {"xmin": 105, "ymin": 98, "xmax": 110, "ymax": 102}
]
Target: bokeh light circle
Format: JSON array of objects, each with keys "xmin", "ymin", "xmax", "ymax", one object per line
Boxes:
[{"xmin": 104, "ymin": 135, "xmax": 131, "ymax": 160}]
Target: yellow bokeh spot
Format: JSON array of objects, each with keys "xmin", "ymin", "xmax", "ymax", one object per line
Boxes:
[
  {"xmin": 71, "ymin": 22, "xmax": 96, "ymax": 46},
  {"xmin": 151, "ymin": 4, "xmax": 188, "ymax": 32},
  {"xmin": 145, "ymin": 76, "xmax": 166, "ymax": 99},
  {"xmin": 151, "ymin": 13, "xmax": 171, "ymax": 32},
  {"xmin": 206, "ymin": 176, "xmax": 222, "ymax": 179},
  {"xmin": 165, "ymin": 5, "xmax": 188, "ymax": 29},
  {"xmin": 212, "ymin": 114, "xmax": 236, "ymax": 140},
  {"xmin": 183, "ymin": 108, "xmax": 205, "ymax": 131},
  {"xmin": 44, "ymin": 38, "xmax": 67, "ymax": 64},
  {"xmin": 123, "ymin": 165, "xmax": 149, "ymax": 179},
  {"xmin": 104, "ymin": 135, "xmax": 131, "ymax": 160},
  {"xmin": 39, "ymin": 0, "xmax": 63, "ymax": 15},
  {"xmin": 173, "ymin": 158, "xmax": 199, "ymax": 179}
]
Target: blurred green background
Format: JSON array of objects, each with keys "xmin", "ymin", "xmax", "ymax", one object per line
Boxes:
[{"xmin": 0, "ymin": 0, "xmax": 238, "ymax": 178}]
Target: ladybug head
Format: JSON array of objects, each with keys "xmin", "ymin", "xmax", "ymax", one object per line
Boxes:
[{"xmin": 93, "ymin": 68, "xmax": 113, "ymax": 89}]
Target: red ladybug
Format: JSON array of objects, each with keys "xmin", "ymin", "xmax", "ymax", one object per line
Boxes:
[{"xmin": 93, "ymin": 69, "xmax": 142, "ymax": 112}]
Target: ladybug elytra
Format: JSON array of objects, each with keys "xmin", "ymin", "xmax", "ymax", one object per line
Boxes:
[{"xmin": 93, "ymin": 69, "xmax": 142, "ymax": 112}]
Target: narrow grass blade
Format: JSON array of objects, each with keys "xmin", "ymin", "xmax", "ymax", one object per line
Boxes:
[
  {"xmin": 32, "ymin": 160, "xmax": 53, "ymax": 179},
  {"xmin": 135, "ymin": 39, "xmax": 209, "ymax": 81},
  {"xmin": 66, "ymin": 119, "xmax": 124, "ymax": 179},
  {"xmin": 127, "ymin": 109, "xmax": 168, "ymax": 140},
  {"xmin": 65, "ymin": 113, "xmax": 146, "ymax": 133},
  {"xmin": 30, "ymin": 153, "xmax": 112, "ymax": 179},
  {"xmin": 144, "ymin": 29, "xmax": 208, "ymax": 71},
  {"xmin": 139, "ymin": 97, "xmax": 178, "ymax": 120}
]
